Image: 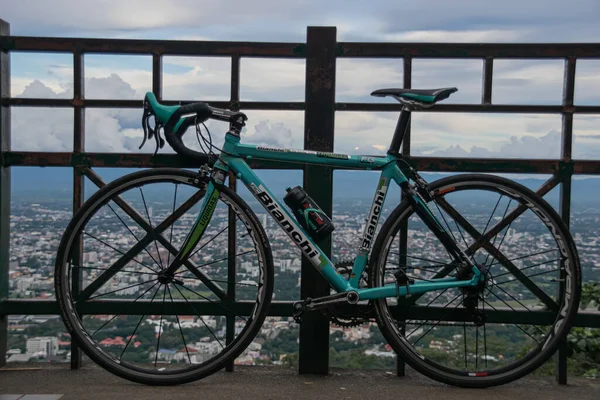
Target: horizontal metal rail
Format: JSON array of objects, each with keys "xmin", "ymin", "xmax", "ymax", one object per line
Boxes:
[
  {"xmin": 1, "ymin": 20, "xmax": 600, "ymax": 381},
  {"xmin": 2, "ymin": 152, "xmax": 600, "ymax": 175},
  {"xmin": 1, "ymin": 300, "xmax": 600, "ymax": 328}
]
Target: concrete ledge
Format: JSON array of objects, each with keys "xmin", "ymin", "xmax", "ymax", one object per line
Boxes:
[{"xmin": 1, "ymin": 364, "xmax": 599, "ymax": 400}]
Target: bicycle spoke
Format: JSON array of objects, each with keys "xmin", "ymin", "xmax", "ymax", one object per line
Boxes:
[
  {"xmin": 166, "ymin": 285, "xmax": 191, "ymax": 365},
  {"xmin": 483, "ymin": 298, "xmax": 540, "ymax": 344},
  {"xmin": 91, "ymin": 281, "xmax": 160, "ymax": 337},
  {"xmin": 154, "ymin": 284, "xmax": 168, "ymax": 367},
  {"xmin": 436, "ymin": 198, "xmax": 558, "ymax": 310},
  {"xmin": 175, "ymin": 282, "xmax": 247, "ymax": 323},
  {"xmin": 166, "ymin": 184, "xmax": 179, "ymax": 267},
  {"xmin": 411, "ymin": 296, "xmax": 463, "ymax": 346},
  {"xmin": 493, "ymin": 282, "xmax": 534, "ymax": 311},
  {"xmin": 156, "ymin": 236, "xmax": 227, "ymax": 299},
  {"xmin": 483, "ymin": 198, "xmax": 512, "ymax": 267},
  {"xmin": 464, "ymin": 181, "xmax": 551, "ymax": 257},
  {"xmin": 492, "ymin": 267, "xmax": 561, "ymax": 287},
  {"xmin": 475, "ymin": 322, "xmax": 479, "ymax": 370},
  {"xmin": 83, "ymin": 231, "xmax": 158, "ymax": 274},
  {"xmin": 482, "ymin": 297, "xmax": 488, "ymax": 369},
  {"xmin": 474, "ymin": 194, "xmax": 502, "ymax": 256},
  {"xmin": 73, "ymin": 265, "xmax": 158, "ymax": 276},
  {"xmin": 83, "ymin": 278, "xmax": 157, "ymax": 302},
  {"xmin": 391, "ymin": 253, "xmax": 447, "ymax": 265},
  {"xmin": 493, "ymin": 258, "xmax": 561, "ymax": 280},
  {"xmin": 119, "ymin": 283, "xmax": 163, "ymax": 361},
  {"xmin": 105, "ymin": 201, "xmax": 163, "ymax": 271},
  {"xmin": 432, "ymin": 200, "xmax": 460, "ymax": 247},
  {"xmin": 406, "ymin": 292, "xmax": 462, "ymax": 338},
  {"xmin": 175, "ymin": 250, "xmax": 254, "ymax": 278},
  {"xmin": 139, "ymin": 187, "xmax": 165, "ymax": 270},
  {"xmin": 172, "ymin": 283, "xmax": 225, "ymax": 349},
  {"xmin": 487, "ymin": 248, "xmax": 557, "ymax": 268},
  {"xmin": 463, "ymin": 323, "xmax": 468, "ymax": 369},
  {"xmin": 190, "ymin": 215, "xmax": 241, "ymax": 260},
  {"xmin": 78, "ymin": 231, "xmax": 164, "ymax": 301},
  {"xmin": 487, "ymin": 290, "xmax": 546, "ymax": 337}
]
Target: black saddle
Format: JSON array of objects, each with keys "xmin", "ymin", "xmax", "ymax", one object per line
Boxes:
[{"xmin": 371, "ymin": 87, "xmax": 458, "ymax": 104}]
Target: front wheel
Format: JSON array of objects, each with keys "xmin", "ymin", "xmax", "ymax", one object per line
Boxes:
[
  {"xmin": 369, "ymin": 173, "xmax": 581, "ymax": 388},
  {"xmin": 54, "ymin": 168, "xmax": 274, "ymax": 385}
]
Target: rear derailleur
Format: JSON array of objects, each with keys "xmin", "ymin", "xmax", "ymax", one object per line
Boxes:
[{"xmin": 460, "ymin": 264, "xmax": 490, "ymax": 327}]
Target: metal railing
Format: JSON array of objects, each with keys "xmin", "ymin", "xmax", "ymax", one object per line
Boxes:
[{"xmin": 1, "ymin": 18, "xmax": 599, "ymax": 383}]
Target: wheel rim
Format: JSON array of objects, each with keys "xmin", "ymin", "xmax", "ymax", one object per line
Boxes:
[
  {"xmin": 56, "ymin": 171, "xmax": 271, "ymax": 378},
  {"xmin": 373, "ymin": 177, "xmax": 579, "ymax": 379}
]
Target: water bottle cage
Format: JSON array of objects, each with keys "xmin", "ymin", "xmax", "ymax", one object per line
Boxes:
[{"xmin": 299, "ymin": 207, "xmax": 325, "ymax": 231}]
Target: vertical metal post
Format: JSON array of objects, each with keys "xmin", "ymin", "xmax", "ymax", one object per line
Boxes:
[
  {"xmin": 230, "ymin": 55, "xmax": 240, "ymax": 111},
  {"xmin": 556, "ymin": 56, "xmax": 576, "ymax": 385},
  {"xmin": 152, "ymin": 53, "xmax": 162, "ymax": 99},
  {"xmin": 299, "ymin": 26, "xmax": 336, "ymax": 375},
  {"xmin": 70, "ymin": 50, "xmax": 85, "ymax": 369},
  {"xmin": 482, "ymin": 57, "xmax": 494, "ymax": 105},
  {"xmin": 225, "ymin": 173, "xmax": 237, "ymax": 372},
  {"xmin": 396, "ymin": 55, "xmax": 413, "ymax": 377},
  {"xmin": 0, "ymin": 19, "xmax": 11, "ymax": 368},
  {"xmin": 225, "ymin": 55, "xmax": 240, "ymax": 372}
]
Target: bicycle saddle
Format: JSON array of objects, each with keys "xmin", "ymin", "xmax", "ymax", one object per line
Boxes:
[{"xmin": 371, "ymin": 87, "xmax": 458, "ymax": 104}]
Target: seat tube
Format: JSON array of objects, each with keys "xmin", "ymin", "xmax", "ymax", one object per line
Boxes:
[{"xmin": 388, "ymin": 106, "xmax": 411, "ymax": 154}]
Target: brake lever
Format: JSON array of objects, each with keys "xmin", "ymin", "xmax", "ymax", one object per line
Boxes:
[{"xmin": 140, "ymin": 103, "xmax": 165, "ymax": 156}]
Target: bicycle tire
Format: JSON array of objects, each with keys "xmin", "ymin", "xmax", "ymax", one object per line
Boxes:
[
  {"xmin": 369, "ymin": 173, "xmax": 581, "ymax": 388},
  {"xmin": 54, "ymin": 168, "xmax": 274, "ymax": 385}
]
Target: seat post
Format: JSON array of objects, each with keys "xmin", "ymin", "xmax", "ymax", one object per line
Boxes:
[{"xmin": 387, "ymin": 106, "xmax": 411, "ymax": 155}]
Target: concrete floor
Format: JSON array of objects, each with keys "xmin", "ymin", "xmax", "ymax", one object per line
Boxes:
[{"xmin": 1, "ymin": 364, "xmax": 600, "ymax": 400}]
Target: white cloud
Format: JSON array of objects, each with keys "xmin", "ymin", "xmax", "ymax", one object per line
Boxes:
[
  {"xmin": 13, "ymin": 78, "xmax": 141, "ymax": 153},
  {"xmin": 418, "ymin": 130, "xmax": 562, "ymax": 159},
  {"xmin": 11, "ymin": 76, "xmax": 308, "ymax": 153},
  {"xmin": 382, "ymin": 29, "xmax": 527, "ymax": 43},
  {"xmin": 336, "ymin": 59, "xmax": 403, "ymax": 101},
  {"xmin": 240, "ymin": 59, "xmax": 306, "ymax": 101}
]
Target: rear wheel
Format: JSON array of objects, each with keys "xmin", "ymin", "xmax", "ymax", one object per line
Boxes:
[
  {"xmin": 55, "ymin": 168, "xmax": 274, "ymax": 385},
  {"xmin": 370, "ymin": 173, "xmax": 581, "ymax": 387}
]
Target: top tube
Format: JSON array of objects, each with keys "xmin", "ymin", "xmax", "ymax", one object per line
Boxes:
[{"xmin": 226, "ymin": 140, "xmax": 394, "ymax": 170}]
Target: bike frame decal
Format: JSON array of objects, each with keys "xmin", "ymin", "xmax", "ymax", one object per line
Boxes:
[
  {"xmin": 359, "ymin": 175, "xmax": 389, "ymax": 252},
  {"xmin": 176, "ymin": 181, "xmax": 220, "ymax": 261},
  {"xmin": 182, "ymin": 134, "xmax": 482, "ymax": 298}
]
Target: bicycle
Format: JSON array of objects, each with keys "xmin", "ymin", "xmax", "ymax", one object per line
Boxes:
[{"xmin": 54, "ymin": 87, "xmax": 581, "ymax": 388}]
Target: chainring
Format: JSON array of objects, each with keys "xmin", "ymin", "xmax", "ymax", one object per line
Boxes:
[{"xmin": 322, "ymin": 260, "xmax": 374, "ymax": 328}]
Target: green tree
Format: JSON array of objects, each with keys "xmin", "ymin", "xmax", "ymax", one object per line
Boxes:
[
  {"xmin": 24, "ymin": 255, "xmax": 42, "ymax": 269},
  {"xmin": 567, "ymin": 282, "xmax": 600, "ymax": 378}
]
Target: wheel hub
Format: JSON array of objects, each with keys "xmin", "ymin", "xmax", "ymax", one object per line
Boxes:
[{"xmin": 158, "ymin": 271, "xmax": 175, "ymax": 284}]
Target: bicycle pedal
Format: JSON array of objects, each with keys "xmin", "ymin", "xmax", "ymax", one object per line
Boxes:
[{"xmin": 292, "ymin": 298, "xmax": 310, "ymax": 324}]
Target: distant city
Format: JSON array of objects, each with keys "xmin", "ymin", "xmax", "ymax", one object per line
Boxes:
[{"xmin": 5, "ymin": 172, "xmax": 600, "ymax": 370}]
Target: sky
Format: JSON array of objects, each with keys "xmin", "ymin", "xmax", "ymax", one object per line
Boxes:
[{"xmin": 2, "ymin": 0, "xmax": 600, "ymax": 163}]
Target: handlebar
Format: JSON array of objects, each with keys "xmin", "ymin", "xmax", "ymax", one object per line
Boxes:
[{"xmin": 141, "ymin": 92, "xmax": 247, "ymax": 162}]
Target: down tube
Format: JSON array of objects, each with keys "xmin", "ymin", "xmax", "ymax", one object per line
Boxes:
[{"xmin": 227, "ymin": 158, "xmax": 351, "ymax": 293}]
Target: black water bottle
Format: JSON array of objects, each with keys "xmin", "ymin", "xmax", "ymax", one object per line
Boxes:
[{"xmin": 283, "ymin": 186, "xmax": 335, "ymax": 242}]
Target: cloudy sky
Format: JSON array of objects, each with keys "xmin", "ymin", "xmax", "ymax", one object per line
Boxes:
[{"xmin": 2, "ymin": 0, "xmax": 600, "ymax": 161}]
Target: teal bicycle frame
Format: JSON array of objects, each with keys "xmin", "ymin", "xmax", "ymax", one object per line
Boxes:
[{"xmin": 170, "ymin": 131, "xmax": 482, "ymax": 302}]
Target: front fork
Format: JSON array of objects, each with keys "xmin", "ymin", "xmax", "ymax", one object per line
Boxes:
[{"xmin": 162, "ymin": 164, "xmax": 226, "ymax": 277}]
